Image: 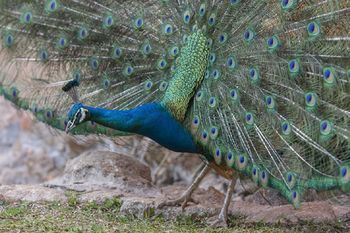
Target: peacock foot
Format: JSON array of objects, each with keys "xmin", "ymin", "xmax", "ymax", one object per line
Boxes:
[
  {"xmin": 157, "ymin": 192, "xmax": 198, "ymax": 210},
  {"xmin": 158, "ymin": 164, "xmax": 211, "ymax": 211},
  {"xmin": 208, "ymin": 177, "xmax": 237, "ymax": 228},
  {"xmin": 208, "ymin": 213, "xmax": 228, "ymax": 228}
]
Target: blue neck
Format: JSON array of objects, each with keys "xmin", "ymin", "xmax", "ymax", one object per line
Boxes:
[
  {"xmin": 85, "ymin": 105, "xmax": 137, "ymax": 132},
  {"xmin": 84, "ymin": 103, "xmax": 198, "ymax": 153}
]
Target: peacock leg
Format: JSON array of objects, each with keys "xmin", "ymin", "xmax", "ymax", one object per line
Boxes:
[
  {"xmin": 209, "ymin": 177, "xmax": 237, "ymax": 228},
  {"xmin": 158, "ymin": 163, "xmax": 211, "ymax": 210}
]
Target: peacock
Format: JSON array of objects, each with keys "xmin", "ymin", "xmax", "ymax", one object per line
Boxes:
[{"xmin": 0, "ymin": 0, "xmax": 350, "ymax": 227}]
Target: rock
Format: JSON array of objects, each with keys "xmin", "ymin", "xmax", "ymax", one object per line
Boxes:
[
  {"xmin": 130, "ymin": 137, "xmax": 205, "ymax": 187},
  {"xmin": 120, "ymin": 184, "xmax": 350, "ymax": 224},
  {"xmin": 0, "ymin": 97, "xmax": 70, "ymax": 184},
  {"xmin": 0, "ymin": 97, "xmax": 150, "ymax": 185},
  {"xmin": 242, "ymin": 184, "xmax": 320, "ymax": 206},
  {"xmin": 47, "ymin": 151, "xmax": 160, "ymax": 198},
  {"xmin": 0, "ymin": 176, "xmax": 348, "ymax": 224},
  {"xmin": 244, "ymin": 188, "xmax": 289, "ymax": 206},
  {"xmin": 0, "ymin": 185, "xmax": 67, "ymax": 202},
  {"xmin": 199, "ymin": 172, "xmax": 229, "ymax": 194},
  {"xmin": 153, "ymin": 153, "xmax": 203, "ymax": 186},
  {"xmin": 160, "ymin": 184, "xmax": 225, "ymax": 209},
  {"xmin": 120, "ymin": 196, "xmax": 220, "ymax": 220},
  {"xmin": 233, "ymin": 200, "xmax": 350, "ymax": 224}
]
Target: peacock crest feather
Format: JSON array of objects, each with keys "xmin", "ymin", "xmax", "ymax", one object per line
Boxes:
[{"xmin": 0, "ymin": 0, "xmax": 350, "ymax": 215}]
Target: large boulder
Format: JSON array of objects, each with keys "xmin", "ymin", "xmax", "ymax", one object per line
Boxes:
[
  {"xmin": 0, "ymin": 97, "xmax": 149, "ymax": 185},
  {"xmin": 47, "ymin": 151, "xmax": 160, "ymax": 198},
  {"xmin": 0, "ymin": 97, "xmax": 71, "ymax": 184}
]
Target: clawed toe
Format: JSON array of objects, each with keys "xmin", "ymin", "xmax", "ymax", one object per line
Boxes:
[
  {"xmin": 157, "ymin": 195, "xmax": 196, "ymax": 210},
  {"xmin": 208, "ymin": 216, "xmax": 228, "ymax": 228},
  {"xmin": 180, "ymin": 196, "xmax": 198, "ymax": 210}
]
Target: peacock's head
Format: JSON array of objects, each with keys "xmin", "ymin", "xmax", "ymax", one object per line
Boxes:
[{"xmin": 65, "ymin": 102, "xmax": 89, "ymax": 133}]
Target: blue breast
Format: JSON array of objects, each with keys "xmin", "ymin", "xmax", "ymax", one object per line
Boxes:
[{"xmin": 129, "ymin": 103, "xmax": 198, "ymax": 153}]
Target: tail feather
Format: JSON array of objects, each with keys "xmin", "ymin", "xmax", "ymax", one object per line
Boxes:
[{"xmin": 0, "ymin": 0, "xmax": 349, "ymax": 206}]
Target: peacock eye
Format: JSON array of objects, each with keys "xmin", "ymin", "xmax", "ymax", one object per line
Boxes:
[
  {"xmin": 243, "ymin": 29, "xmax": 254, "ymax": 42},
  {"xmin": 76, "ymin": 111, "xmax": 82, "ymax": 119},
  {"xmin": 134, "ymin": 18, "xmax": 144, "ymax": 29},
  {"xmin": 199, "ymin": 4, "xmax": 206, "ymax": 16}
]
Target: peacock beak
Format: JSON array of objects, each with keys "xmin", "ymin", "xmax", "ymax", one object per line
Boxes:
[{"xmin": 65, "ymin": 120, "xmax": 76, "ymax": 133}]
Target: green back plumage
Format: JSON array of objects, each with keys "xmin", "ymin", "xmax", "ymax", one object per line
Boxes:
[{"xmin": 0, "ymin": 0, "xmax": 350, "ymax": 207}]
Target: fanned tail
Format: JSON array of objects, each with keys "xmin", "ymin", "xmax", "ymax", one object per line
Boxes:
[
  {"xmin": 182, "ymin": 0, "xmax": 350, "ymax": 207},
  {"xmin": 0, "ymin": 0, "xmax": 350, "ymax": 207}
]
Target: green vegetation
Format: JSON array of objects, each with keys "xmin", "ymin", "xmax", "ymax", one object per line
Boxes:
[{"xmin": 0, "ymin": 198, "xmax": 347, "ymax": 233}]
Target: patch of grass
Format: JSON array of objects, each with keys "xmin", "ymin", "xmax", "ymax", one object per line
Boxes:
[
  {"xmin": 0, "ymin": 205, "xmax": 27, "ymax": 218},
  {"xmin": 65, "ymin": 191, "xmax": 80, "ymax": 207},
  {"xmin": 101, "ymin": 196, "xmax": 122, "ymax": 211},
  {"xmin": 175, "ymin": 213, "xmax": 205, "ymax": 229},
  {"xmin": 143, "ymin": 206, "xmax": 155, "ymax": 219},
  {"xmin": 0, "ymin": 200, "xmax": 347, "ymax": 233}
]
